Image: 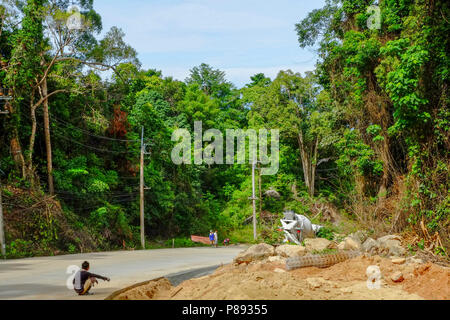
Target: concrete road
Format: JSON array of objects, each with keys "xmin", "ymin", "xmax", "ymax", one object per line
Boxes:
[{"xmin": 0, "ymin": 246, "xmax": 245, "ymax": 300}]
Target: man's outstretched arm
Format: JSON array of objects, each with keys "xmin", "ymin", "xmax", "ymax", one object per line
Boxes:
[{"xmin": 86, "ymin": 272, "xmax": 110, "ymax": 281}]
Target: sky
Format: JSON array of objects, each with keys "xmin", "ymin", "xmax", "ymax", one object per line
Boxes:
[{"xmin": 93, "ymin": 0, "xmax": 326, "ymax": 88}]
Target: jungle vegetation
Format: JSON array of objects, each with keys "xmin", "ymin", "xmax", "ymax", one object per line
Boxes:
[{"xmin": 0, "ymin": 0, "xmax": 448, "ymax": 258}]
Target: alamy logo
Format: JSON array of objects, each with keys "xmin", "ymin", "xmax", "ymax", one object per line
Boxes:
[
  {"xmin": 66, "ymin": 265, "xmax": 80, "ymax": 290},
  {"xmin": 171, "ymin": 121, "xmax": 279, "ymax": 175},
  {"xmin": 367, "ymin": 5, "xmax": 381, "ymax": 30},
  {"xmin": 366, "ymin": 265, "xmax": 382, "ymax": 289},
  {"xmin": 66, "ymin": 5, "xmax": 83, "ymax": 31}
]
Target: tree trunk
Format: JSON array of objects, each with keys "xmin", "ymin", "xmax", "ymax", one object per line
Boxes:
[
  {"xmin": 310, "ymin": 137, "xmax": 319, "ymax": 197},
  {"xmin": 298, "ymin": 131, "xmax": 316, "ymax": 197},
  {"xmin": 41, "ymin": 78, "xmax": 54, "ymax": 195},
  {"xmin": 28, "ymin": 90, "xmax": 37, "ymax": 175},
  {"xmin": 6, "ymin": 100, "xmax": 26, "ymax": 179},
  {"xmin": 10, "ymin": 133, "xmax": 26, "ymax": 179}
]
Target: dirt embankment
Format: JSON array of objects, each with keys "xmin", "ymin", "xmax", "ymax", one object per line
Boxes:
[{"xmin": 112, "ymin": 255, "xmax": 449, "ymax": 300}]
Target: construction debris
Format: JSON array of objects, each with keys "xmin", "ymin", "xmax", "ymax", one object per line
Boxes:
[
  {"xmin": 111, "ymin": 249, "xmax": 449, "ymax": 300},
  {"xmin": 280, "ymin": 210, "xmax": 322, "ymax": 244},
  {"xmin": 286, "ymin": 251, "xmax": 361, "ymax": 270},
  {"xmin": 234, "ymin": 243, "xmax": 275, "ymax": 264}
]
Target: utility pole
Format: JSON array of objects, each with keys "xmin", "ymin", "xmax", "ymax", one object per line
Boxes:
[
  {"xmin": 251, "ymin": 159, "xmax": 257, "ymax": 240},
  {"xmin": 140, "ymin": 126, "xmax": 145, "ymax": 250},
  {"xmin": 0, "ymin": 90, "xmax": 11, "ymax": 258},
  {"xmin": 0, "ymin": 170, "xmax": 6, "ymax": 259},
  {"xmin": 258, "ymin": 162, "xmax": 262, "ymax": 219}
]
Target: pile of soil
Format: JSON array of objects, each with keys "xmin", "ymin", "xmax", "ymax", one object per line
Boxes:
[
  {"xmin": 114, "ymin": 278, "xmax": 172, "ymax": 300},
  {"xmin": 112, "ymin": 255, "xmax": 449, "ymax": 300}
]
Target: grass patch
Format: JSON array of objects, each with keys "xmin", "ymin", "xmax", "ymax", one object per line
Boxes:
[
  {"xmin": 146, "ymin": 237, "xmax": 207, "ymax": 249},
  {"xmin": 227, "ymin": 225, "xmax": 257, "ymax": 244}
]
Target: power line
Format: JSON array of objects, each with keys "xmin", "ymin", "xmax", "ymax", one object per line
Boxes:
[
  {"xmin": 18, "ymin": 103, "xmax": 141, "ymax": 145},
  {"xmin": 54, "ymin": 191, "xmax": 139, "ymax": 198},
  {"xmin": 16, "ymin": 98, "xmax": 140, "ymax": 143},
  {"xmin": 52, "ymin": 130, "xmax": 136, "ymax": 154},
  {"xmin": 49, "ymin": 114, "xmax": 141, "ymax": 143},
  {"xmin": 19, "ymin": 110, "xmax": 135, "ymax": 154},
  {"xmin": 59, "ymin": 198, "xmax": 139, "ymax": 211}
]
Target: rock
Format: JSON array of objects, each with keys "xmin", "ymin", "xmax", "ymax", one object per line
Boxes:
[
  {"xmin": 267, "ymin": 255, "xmax": 286, "ymax": 263},
  {"xmin": 275, "ymin": 244, "xmax": 306, "ymax": 257},
  {"xmin": 327, "ymin": 241, "xmax": 338, "ymax": 249},
  {"xmin": 274, "ymin": 268, "xmax": 286, "ymax": 273},
  {"xmin": 377, "ymin": 236, "xmax": 405, "ymax": 257},
  {"xmin": 339, "ymin": 236, "xmax": 362, "ymax": 251},
  {"xmin": 234, "ymin": 243, "xmax": 275, "ymax": 264},
  {"xmin": 391, "ymin": 271, "xmax": 404, "ymax": 282},
  {"xmin": 378, "ymin": 234, "xmax": 402, "ymax": 242},
  {"xmin": 391, "ymin": 257, "xmax": 406, "ymax": 264},
  {"xmin": 304, "ymin": 238, "xmax": 332, "ymax": 252},
  {"xmin": 349, "ymin": 230, "xmax": 368, "ymax": 243},
  {"xmin": 406, "ymin": 257, "xmax": 423, "ymax": 265},
  {"xmin": 333, "ymin": 233, "xmax": 345, "ymax": 241},
  {"xmin": 361, "ymin": 235, "xmax": 406, "ymax": 257},
  {"xmin": 362, "ymin": 238, "xmax": 379, "ymax": 254},
  {"xmin": 306, "ymin": 278, "xmax": 323, "ymax": 289}
]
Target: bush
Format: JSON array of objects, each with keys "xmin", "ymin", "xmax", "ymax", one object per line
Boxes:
[{"xmin": 316, "ymin": 226, "xmax": 335, "ymax": 241}]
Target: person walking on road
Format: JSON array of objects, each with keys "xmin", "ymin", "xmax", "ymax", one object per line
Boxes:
[
  {"xmin": 214, "ymin": 230, "xmax": 218, "ymax": 248},
  {"xmin": 209, "ymin": 230, "xmax": 214, "ymax": 246},
  {"xmin": 73, "ymin": 261, "xmax": 110, "ymax": 296}
]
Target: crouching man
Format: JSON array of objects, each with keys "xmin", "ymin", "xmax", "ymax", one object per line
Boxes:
[{"xmin": 73, "ymin": 261, "xmax": 110, "ymax": 296}]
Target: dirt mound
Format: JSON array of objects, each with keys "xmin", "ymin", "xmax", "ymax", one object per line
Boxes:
[
  {"xmin": 112, "ymin": 255, "xmax": 449, "ymax": 300},
  {"xmin": 115, "ymin": 278, "xmax": 172, "ymax": 300},
  {"xmin": 402, "ymin": 263, "xmax": 449, "ymax": 300}
]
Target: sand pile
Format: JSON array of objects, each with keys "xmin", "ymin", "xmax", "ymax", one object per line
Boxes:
[
  {"xmin": 114, "ymin": 278, "xmax": 172, "ymax": 300},
  {"xmin": 112, "ymin": 255, "xmax": 449, "ymax": 300}
]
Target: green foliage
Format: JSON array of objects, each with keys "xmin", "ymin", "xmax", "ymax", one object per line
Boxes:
[
  {"xmin": 164, "ymin": 237, "xmax": 205, "ymax": 248},
  {"xmin": 336, "ymin": 130, "xmax": 383, "ymax": 179},
  {"xmin": 227, "ymin": 225, "xmax": 258, "ymax": 244},
  {"xmin": 316, "ymin": 226, "xmax": 335, "ymax": 241},
  {"xmin": 6, "ymin": 239, "xmax": 35, "ymax": 259}
]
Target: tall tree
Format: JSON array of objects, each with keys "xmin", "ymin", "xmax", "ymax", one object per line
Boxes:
[
  {"xmin": 186, "ymin": 63, "xmax": 233, "ymax": 99},
  {"xmin": 245, "ymin": 70, "xmax": 335, "ymax": 196}
]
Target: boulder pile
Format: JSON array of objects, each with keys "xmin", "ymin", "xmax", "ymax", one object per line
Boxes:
[{"xmin": 234, "ymin": 233, "xmax": 408, "ymax": 266}]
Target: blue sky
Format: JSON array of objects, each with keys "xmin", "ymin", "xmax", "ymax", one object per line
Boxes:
[{"xmin": 93, "ymin": 0, "xmax": 326, "ymax": 88}]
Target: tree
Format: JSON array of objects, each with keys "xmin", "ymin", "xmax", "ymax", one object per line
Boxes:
[
  {"xmin": 296, "ymin": 0, "xmax": 449, "ymax": 242},
  {"xmin": 245, "ymin": 70, "xmax": 335, "ymax": 196},
  {"xmin": 246, "ymin": 73, "xmax": 271, "ymax": 88},
  {"xmin": 186, "ymin": 63, "xmax": 233, "ymax": 99},
  {"xmin": 4, "ymin": 0, "xmax": 139, "ymax": 193}
]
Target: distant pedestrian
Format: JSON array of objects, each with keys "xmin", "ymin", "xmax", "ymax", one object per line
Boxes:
[
  {"xmin": 223, "ymin": 238, "xmax": 230, "ymax": 246},
  {"xmin": 214, "ymin": 230, "xmax": 218, "ymax": 248},
  {"xmin": 209, "ymin": 230, "xmax": 214, "ymax": 246}
]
